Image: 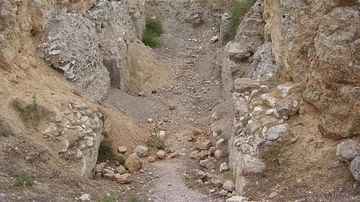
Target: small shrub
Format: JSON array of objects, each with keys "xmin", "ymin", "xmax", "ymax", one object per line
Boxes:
[
  {"xmin": 0, "ymin": 119, "xmax": 13, "ymax": 137},
  {"xmin": 11, "ymin": 97, "xmax": 51, "ymax": 127},
  {"xmin": 114, "ymin": 154, "xmax": 125, "ymax": 165},
  {"xmin": 15, "ymin": 175, "xmax": 34, "ymax": 187},
  {"xmin": 96, "ymin": 195, "xmax": 116, "ymax": 202},
  {"xmin": 225, "ymin": 0, "xmax": 256, "ymax": 40},
  {"xmin": 142, "ymin": 16, "xmax": 164, "ymax": 48},
  {"xmin": 98, "ymin": 141, "xmax": 113, "ymax": 161},
  {"xmin": 146, "ymin": 136, "xmax": 166, "ymax": 150}
]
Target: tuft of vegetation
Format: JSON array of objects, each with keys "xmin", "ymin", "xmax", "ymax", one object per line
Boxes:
[
  {"xmin": 0, "ymin": 119, "xmax": 13, "ymax": 137},
  {"xmin": 11, "ymin": 96, "xmax": 51, "ymax": 127},
  {"xmin": 15, "ymin": 175, "xmax": 35, "ymax": 187},
  {"xmin": 225, "ymin": 0, "xmax": 256, "ymax": 40},
  {"xmin": 128, "ymin": 196, "xmax": 147, "ymax": 202},
  {"xmin": 146, "ymin": 136, "xmax": 166, "ymax": 150},
  {"xmin": 142, "ymin": 16, "xmax": 164, "ymax": 48},
  {"xmin": 98, "ymin": 141, "xmax": 113, "ymax": 162},
  {"xmin": 114, "ymin": 154, "xmax": 125, "ymax": 165},
  {"xmin": 96, "ymin": 195, "xmax": 116, "ymax": 202}
]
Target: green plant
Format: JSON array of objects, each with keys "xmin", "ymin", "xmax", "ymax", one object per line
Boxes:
[
  {"xmin": 146, "ymin": 136, "xmax": 166, "ymax": 150},
  {"xmin": 98, "ymin": 141, "xmax": 113, "ymax": 161},
  {"xmin": 11, "ymin": 97, "xmax": 51, "ymax": 127},
  {"xmin": 128, "ymin": 196, "xmax": 147, "ymax": 202},
  {"xmin": 142, "ymin": 16, "xmax": 164, "ymax": 48},
  {"xmin": 225, "ymin": 0, "xmax": 256, "ymax": 40},
  {"xmin": 0, "ymin": 119, "xmax": 13, "ymax": 137},
  {"xmin": 96, "ymin": 195, "xmax": 116, "ymax": 202},
  {"xmin": 114, "ymin": 154, "xmax": 125, "ymax": 165},
  {"xmin": 15, "ymin": 175, "xmax": 34, "ymax": 187}
]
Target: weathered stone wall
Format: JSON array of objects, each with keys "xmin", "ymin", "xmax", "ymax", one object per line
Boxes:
[{"xmin": 220, "ymin": 0, "xmax": 360, "ymax": 194}]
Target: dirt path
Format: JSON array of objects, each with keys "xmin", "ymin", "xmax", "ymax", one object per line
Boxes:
[{"xmin": 104, "ymin": 1, "xmax": 225, "ymax": 201}]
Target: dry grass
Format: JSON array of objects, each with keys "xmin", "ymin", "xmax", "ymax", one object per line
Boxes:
[{"xmin": 0, "ymin": 119, "xmax": 13, "ymax": 137}]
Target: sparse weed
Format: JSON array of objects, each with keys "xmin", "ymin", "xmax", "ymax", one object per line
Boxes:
[
  {"xmin": 225, "ymin": 0, "xmax": 256, "ymax": 40},
  {"xmin": 0, "ymin": 119, "xmax": 13, "ymax": 137},
  {"xmin": 146, "ymin": 136, "xmax": 166, "ymax": 150},
  {"xmin": 142, "ymin": 16, "xmax": 164, "ymax": 48},
  {"xmin": 15, "ymin": 175, "xmax": 34, "ymax": 187},
  {"xmin": 98, "ymin": 141, "xmax": 113, "ymax": 161},
  {"xmin": 96, "ymin": 195, "xmax": 116, "ymax": 202},
  {"xmin": 11, "ymin": 97, "xmax": 51, "ymax": 127},
  {"xmin": 114, "ymin": 154, "xmax": 125, "ymax": 165},
  {"xmin": 128, "ymin": 196, "xmax": 147, "ymax": 202}
]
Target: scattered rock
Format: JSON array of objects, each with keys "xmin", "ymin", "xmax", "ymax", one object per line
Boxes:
[
  {"xmin": 118, "ymin": 146, "xmax": 127, "ymax": 153},
  {"xmin": 195, "ymin": 169, "xmax": 207, "ymax": 179},
  {"xmin": 220, "ymin": 162, "xmax": 230, "ymax": 172},
  {"xmin": 218, "ymin": 189, "xmax": 229, "ymax": 197},
  {"xmin": 226, "ymin": 196, "xmax": 248, "ymax": 202},
  {"xmin": 196, "ymin": 150, "xmax": 208, "ymax": 160},
  {"xmin": 156, "ymin": 150, "xmax": 166, "ymax": 160},
  {"xmin": 125, "ymin": 153, "xmax": 143, "ymax": 172},
  {"xmin": 234, "ymin": 78, "xmax": 259, "ymax": 93},
  {"xmin": 223, "ymin": 180, "xmax": 235, "ymax": 191},
  {"xmin": 214, "ymin": 150, "xmax": 224, "ymax": 159},
  {"xmin": 336, "ymin": 139, "xmax": 358, "ymax": 161},
  {"xmin": 198, "ymin": 140, "xmax": 212, "ymax": 150},
  {"xmin": 169, "ymin": 152, "xmax": 180, "ymax": 158},
  {"xmin": 158, "ymin": 131, "xmax": 166, "ymax": 141},
  {"xmin": 102, "ymin": 168, "xmax": 115, "ymax": 179},
  {"xmin": 269, "ymin": 192, "xmax": 278, "ymax": 199},
  {"xmin": 263, "ymin": 123, "xmax": 289, "ymax": 141},
  {"xmin": 79, "ymin": 193, "xmax": 90, "ymax": 202},
  {"xmin": 216, "ymin": 138, "xmax": 225, "ymax": 148},
  {"xmin": 210, "ymin": 35, "xmax": 219, "ymax": 43},
  {"xmin": 192, "ymin": 128, "xmax": 204, "ymax": 136},
  {"xmin": 208, "ymin": 147, "xmax": 216, "ymax": 156},
  {"xmin": 147, "ymin": 155, "xmax": 157, "ymax": 162},
  {"xmin": 169, "ymin": 105, "xmax": 176, "ymax": 111},
  {"xmin": 199, "ymin": 159, "xmax": 215, "ymax": 170},
  {"xmin": 116, "ymin": 165, "xmax": 127, "ymax": 174},
  {"xmin": 134, "ymin": 145, "xmax": 149, "ymax": 157},
  {"xmin": 211, "ymin": 177, "xmax": 223, "ymax": 187},
  {"xmin": 95, "ymin": 162, "xmax": 107, "ymax": 173},
  {"xmin": 115, "ymin": 173, "xmax": 132, "ymax": 184},
  {"xmin": 351, "ymin": 156, "xmax": 360, "ymax": 181}
]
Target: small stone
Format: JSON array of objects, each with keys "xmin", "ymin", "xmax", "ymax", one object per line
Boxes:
[
  {"xmin": 134, "ymin": 145, "xmax": 149, "ymax": 157},
  {"xmin": 208, "ymin": 147, "xmax": 216, "ymax": 156},
  {"xmin": 169, "ymin": 105, "xmax": 176, "ymax": 111},
  {"xmin": 190, "ymin": 150, "xmax": 200, "ymax": 159},
  {"xmin": 199, "ymin": 159, "xmax": 215, "ymax": 170},
  {"xmin": 351, "ymin": 156, "xmax": 360, "ymax": 181},
  {"xmin": 125, "ymin": 153, "xmax": 143, "ymax": 172},
  {"xmin": 336, "ymin": 139, "xmax": 358, "ymax": 161},
  {"xmin": 220, "ymin": 162, "xmax": 230, "ymax": 172},
  {"xmin": 192, "ymin": 128, "xmax": 204, "ymax": 136},
  {"xmin": 95, "ymin": 162, "xmax": 107, "ymax": 173},
  {"xmin": 196, "ymin": 150, "xmax": 208, "ymax": 160},
  {"xmin": 263, "ymin": 123, "xmax": 289, "ymax": 141},
  {"xmin": 156, "ymin": 150, "xmax": 166, "ymax": 160},
  {"xmin": 147, "ymin": 118, "xmax": 153, "ymax": 123},
  {"xmin": 214, "ymin": 150, "xmax": 224, "ymax": 159},
  {"xmin": 269, "ymin": 192, "xmax": 278, "ymax": 199},
  {"xmin": 102, "ymin": 168, "xmax": 115, "ymax": 179},
  {"xmin": 116, "ymin": 165, "xmax": 126, "ymax": 174},
  {"xmin": 147, "ymin": 155, "xmax": 157, "ymax": 162},
  {"xmin": 211, "ymin": 177, "xmax": 223, "ymax": 187},
  {"xmin": 210, "ymin": 35, "xmax": 219, "ymax": 43},
  {"xmin": 223, "ymin": 180, "xmax": 235, "ymax": 191},
  {"xmin": 115, "ymin": 173, "xmax": 132, "ymax": 184},
  {"xmin": 218, "ymin": 189, "xmax": 229, "ymax": 197},
  {"xmin": 79, "ymin": 193, "xmax": 90, "ymax": 201},
  {"xmin": 196, "ymin": 170, "xmax": 207, "ymax": 179},
  {"xmin": 226, "ymin": 196, "xmax": 248, "ymax": 202},
  {"xmin": 118, "ymin": 146, "xmax": 127, "ymax": 153},
  {"xmin": 216, "ymin": 138, "xmax": 225, "ymax": 148},
  {"xmin": 169, "ymin": 152, "xmax": 180, "ymax": 158},
  {"xmin": 198, "ymin": 140, "xmax": 212, "ymax": 150},
  {"xmin": 138, "ymin": 91, "xmax": 145, "ymax": 96}
]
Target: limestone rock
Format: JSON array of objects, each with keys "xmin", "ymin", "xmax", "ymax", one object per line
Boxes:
[
  {"xmin": 125, "ymin": 153, "xmax": 143, "ymax": 172},
  {"xmin": 220, "ymin": 162, "xmax": 230, "ymax": 172},
  {"xmin": 156, "ymin": 150, "xmax": 166, "ymax": 160},
  {"xmin": 134, "ymin": 145, "xmax": 149, "ymax": 157},
  {"xmin": 116, "ymin": 165, "xmax": 127, "ymax": 174},
  {"xmin": 199, "ymin": 159, "xmax": 215, "ymax": 170},
  {"xmin": 226, "ymin": 196, "xmax": 248, "ymax": 202},
  {"xmin": 234, "ymin": 78, "xmax": 259, "ymax": 93},
  {"xmin": 214, "ymin": 150, "xmax": 224, "ymax": 159},
  {"xmin": 118, "ymin": 146, "xmax": 127, "ymax": 153},
  {"xmin": 337, "ymin": 140, "xmax": 359, "ymax": 161},
  {"xmin": 223, "ymin": 180, "xmax": 235, "ymax": 191},
  {"xmin": 351, "ymin": 156, "xmax": 360, "ymax": 181},
  {"xmin": 115, "ymin": 173, "xmax": 132, "ymax": 184},
  {"xmin": 263, "ymin": 124, "xmax": 289, "ymax": 141}
]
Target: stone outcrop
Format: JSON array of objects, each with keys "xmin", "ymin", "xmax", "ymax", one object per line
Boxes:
[{"xmin": 219, "ymin": 0, "xmax": 360, "ymax": 194}]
